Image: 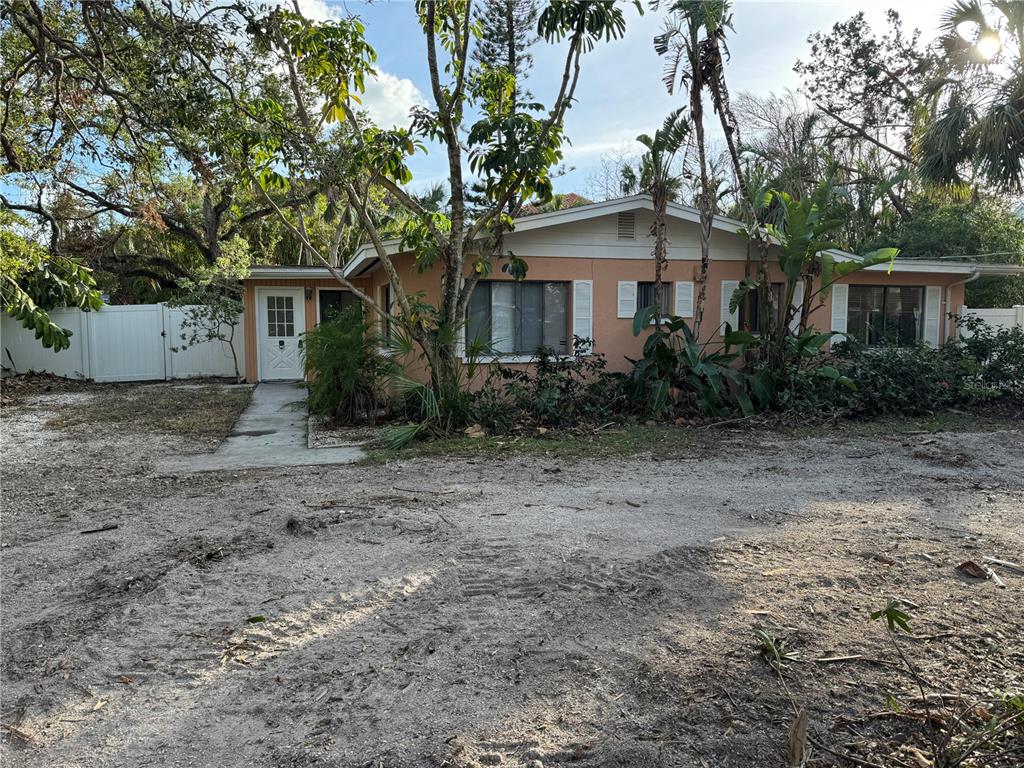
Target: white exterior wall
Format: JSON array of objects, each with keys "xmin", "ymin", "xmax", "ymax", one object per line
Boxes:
[{"xmin": 1, "ymin": 304, "xmax": 244, "ymax": 382}]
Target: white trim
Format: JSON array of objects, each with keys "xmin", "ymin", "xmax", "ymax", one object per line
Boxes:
[
  {"xmin": 255, "ymin": 286, "xmax": 306, "ymax": 381},
  {"xmin": 720, "ymin": 280, "xmax": 739, "ymax": 330},
  {"xmin": 924, "ymin": 286, "xmax": 941, "ymax": 347},
  {"xmin": 790, "ymin": 282, "xmax": 804, "ymax": 333},
  {"xmin": 617, "ymin": 281, "xmax": 637, "ymax": 318},
  {"xmin": 674, "ymin": 281, "xmax": 694, "ymax": 318},
  {"xmin": 573, "ymin": 279, "xmax": 593, "ymax": 353},
  {"xmin": 830, "ymin": 284, "xmax": 849, "ymax": 338},
  {"xmin": 248, "ymin": 266, "xmax": 334, "ymax": 279}
]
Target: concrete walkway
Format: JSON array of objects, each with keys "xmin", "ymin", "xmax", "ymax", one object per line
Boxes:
[{"xmin": 158, "ymin": 382, "xmax": 364, "ymax": 473}]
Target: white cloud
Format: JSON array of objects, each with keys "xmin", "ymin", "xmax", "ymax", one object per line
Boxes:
[
  {"xmin": 361, "ymin": 71, "xmax": 427, "ymax": 128},
  {"xmin": 293, "ymin": 0, "xmax": 339, "ymax": 22}
]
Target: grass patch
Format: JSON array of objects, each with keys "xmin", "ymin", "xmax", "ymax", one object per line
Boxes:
[
  {"xmin": 782, "ymin": 408, "xmax": 1023, "ymax": 440},
  {"xmin": 361, "ymin": 423, "xmax": 694, "ymax": 464},
  {"xmin": 45, "ymin": 384, "xmax": 252, "ymax": 441},
  {"xmin": 362, "ymin": 406, "xmax": 1022, "ymax": 464}
]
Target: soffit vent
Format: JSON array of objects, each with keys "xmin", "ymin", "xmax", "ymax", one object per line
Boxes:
[{"xmin": 617, "ymin": 211, "xmax": 636, "ymax": 240}]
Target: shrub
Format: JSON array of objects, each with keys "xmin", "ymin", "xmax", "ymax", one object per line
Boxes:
[
  {"xmin": 955, "ymin": 314, "xmax": 1024, "ymax": 398},
  {"xmin": 625, "ymin": 309, "xmax": 755, "ymax": 418},
  {"xmin": 831, "ymin": 318, "xmax": 1024, "ymax": 417},
  {"xmin": 471, "ymin": 337, "xmax": 626, "ymax": 433},
  {"xmin": 302, "ymin": 306, "xmax": 397, "ymax": 425}
]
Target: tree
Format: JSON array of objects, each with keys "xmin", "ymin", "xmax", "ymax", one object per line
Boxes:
[
  {"xmin": 620, "ymin": 110, "xmax": 689, "ymax": 325},
  {"xmin": 242, "ymin": 1, "xmax": 634, "ymax": 428},
  {"xmin": 471, "ymin": 0, "xmax": 539, "ymax": 104},
  {"xmin": 733, "ymin": 181, "xmax": 897, "ymax": 378},
  {"xmin": 655, "ymin": 5, "xmax": 720, "ymax": 336},
  {"xmin": 1, "ymin": 212, "xmax": 103, "ymax": 351},
  {"xmin": 869, "ymin": 195, "xmax": 1024, "ymax": 307},
  {"xmin": 657, "ymin": 0, "xmax": 778, "ymax": 342},
  {"xmin": 0, "ymin": 1, "xmax": 311, "ymax": 285},
  {"xmin": 917, "ymin": 0, "xmax": 1024, "ymax": 194}
]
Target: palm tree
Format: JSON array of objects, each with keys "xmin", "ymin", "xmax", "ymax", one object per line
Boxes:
[
  {"xmin": 917, "ymin": 0, "xmax": 1024, "ymax": 194},
  {"xmin": 654, "ymin": 5, "xmax": 718, "ymax": 336},
  {"xmin": 657, "ymin": 0, "xmax": 778, "ymax": 347},
  {"xmin": 620, "ymin": 110, "xmax": 689, "ymax": 326}
]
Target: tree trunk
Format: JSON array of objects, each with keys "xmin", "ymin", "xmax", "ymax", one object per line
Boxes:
[
  {"xmin": 689, "ymin": 44, "xmax": 713, "ymax": 338},
  {"xmin": 652, "ymin": 187, "xmax": 667, "ymax": 329}
]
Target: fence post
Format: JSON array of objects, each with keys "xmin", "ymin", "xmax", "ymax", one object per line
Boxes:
[
  {"xmin": 161, "ymin": 303, "xmax": 173, "ymax": 380},
  {"xmin": 1015, "ymin": 305, "xmax": 1024, "ymax": 330}
]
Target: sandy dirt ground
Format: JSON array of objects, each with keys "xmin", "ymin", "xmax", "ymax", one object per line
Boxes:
[{"xmin": 1, "ymin": 384, "xmax": 1022, "ymax": 768}]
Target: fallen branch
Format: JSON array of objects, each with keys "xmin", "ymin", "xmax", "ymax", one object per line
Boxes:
[
  {"xmin": 80, "ymin": 524, "xmax": 118, "ymax": 535},
  {"xmin": 984, "ymin": 556, "xmax": 1024, "ymax": 575},
  {"xmin": 0, "ymin": 722, "xmax": 34, "ymax": 743}
]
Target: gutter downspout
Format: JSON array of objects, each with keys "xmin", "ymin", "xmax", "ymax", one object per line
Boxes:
[{"xmin": 945, "ymin": 268, "xmax": 981, "ymax": 341}]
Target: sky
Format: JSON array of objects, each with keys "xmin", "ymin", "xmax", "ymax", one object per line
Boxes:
[{"xmin": 303, "ymin": 0, "xmax": 950, "ymax": 197}]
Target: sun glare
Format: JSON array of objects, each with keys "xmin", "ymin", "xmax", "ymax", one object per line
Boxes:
[{"xmin": 975, "ymin": 33, "xmax": 1002, "ymax": 61}]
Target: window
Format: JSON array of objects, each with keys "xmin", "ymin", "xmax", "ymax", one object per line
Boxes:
[
  {"xmin": 738, "ymin": 283, "xmax": 784, "ymax": 334},
  {"xmin": 265, "ymin": 295, "xmax": 295, "ymax": 337},
  {"xmin": 637, "ymin": 282, "xmax": 671, "ymax": 315},
  {"xmin": 467, "ymin": 281, "xmax": 569, "ymax": 356},
  {"xmin": 318, "ymin": 289, "xmax": 359, "ymax": 323},
  {"xmin": 847, "ymin": 285, "xmax": 924, "ymax": 345}
]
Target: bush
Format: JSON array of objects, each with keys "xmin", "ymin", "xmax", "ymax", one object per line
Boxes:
[
  {"xmin": 831, "ymin": 318, "xmax": 1024, "ymax": 416},
  {"xmin": 471, "ymin": 337, "xmax": 626, "ymax": 433},
  {"xmin": 955, "ymin": 314, "xmax": 1024, "ymax": 398},
  {"xmin": 302, "ymin": 306, "xmax": 397, "ymax": 426}
]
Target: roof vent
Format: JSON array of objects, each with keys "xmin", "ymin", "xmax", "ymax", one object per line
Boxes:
[{"xmin": 617, "ymin": 211, "xmax": 636, "ymax": 240}]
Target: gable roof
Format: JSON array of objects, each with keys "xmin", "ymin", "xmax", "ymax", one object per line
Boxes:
[
  {"xmin": 341, "ymin": 194, "xmax": 860, "ymax": 278},
  {"xmin": 338, "ymin": 194, "xmax": 1024, "ymax": 279}
]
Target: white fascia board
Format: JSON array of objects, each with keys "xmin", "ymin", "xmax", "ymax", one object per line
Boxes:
[
  {"xmin": 862, "ymin": 260, "xmax": 976, "ymax": 274},
  {"xmin": 343, "ymin": 239, "xmax": 403, "ymax": 278},
  {"xmin": 974, "ymin": 263, "xmax": 1024, "ymax": 276},
  {"xmin": 247, "ymin": 267, "xmax": 334, "ymax": 279}
]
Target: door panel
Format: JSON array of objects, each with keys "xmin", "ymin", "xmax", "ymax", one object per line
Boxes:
[{"xmin": 257, "ymin": 288, "xmax": 305, "ymax": 380}]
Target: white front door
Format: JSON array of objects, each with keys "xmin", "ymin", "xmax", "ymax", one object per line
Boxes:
[{"xmin": 257, "ymin": 288, "xmax": 305, "ymax": 380}]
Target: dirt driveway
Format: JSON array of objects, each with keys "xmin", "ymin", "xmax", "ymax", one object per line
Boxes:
[{"xmin": 2, "ymin": 384, "xmax": 1022, "ymax": 767}]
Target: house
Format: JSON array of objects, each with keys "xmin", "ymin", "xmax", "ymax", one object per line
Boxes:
[{"xmin": 241, "ymin": 194, "xmax": 1023, "ymax": 382}]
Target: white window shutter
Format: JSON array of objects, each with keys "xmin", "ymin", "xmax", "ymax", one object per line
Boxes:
[
  {"xmin": 924, "ymin": 285, "xmax": 941, "ymax": 347},
  {"xmin": 573, "ymin": 280, "xmax": 593, "ymax": 354},
  {"xmin": 831, "ymin": 284, "xmax": 849, "ymax": 338},
  {"xmin": 674, "ymin": 281, "xmax": 694, "ymax": 318},
  {"xmin": 720, "ymin": 280, "xmax": 739, "ymax": 330},
  {"xmin": 617, "ymin": 281, "xmax": 637, "ymax": 319},
  {"xmin": 789, "ymin": 281, "xmax": 804, "ymax": 333}
]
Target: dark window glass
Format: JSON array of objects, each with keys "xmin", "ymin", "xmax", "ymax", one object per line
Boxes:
[
  {"xmin": 637, "ymin": 282, "xmax": 671, "ymax": 315},
  {"xmin": 739, "ymin": 283, "xmax": 784, "ymax": 333},
  {"xmin": 382, "ymin": 285, "xmax": 392, "ymax": 338},
  {"xmin": 319, "ymin": 290, "xmax": 359, "ymax": 323},
  {"xmin": 848, "ymin": 285, "xmax": 923, "ymax": 345},
  {"xmin": 465, "ymin": 281, "xmax": 570, "ymax": 356}
]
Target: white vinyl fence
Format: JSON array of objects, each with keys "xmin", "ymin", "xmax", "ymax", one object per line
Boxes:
[
  {"xmin": 1, "ymin": 304, "xmax": 244, "ymax": 382},
  {"xmin": 959, "ymin": 305, "xmax": 1024, "ymax": 337}
]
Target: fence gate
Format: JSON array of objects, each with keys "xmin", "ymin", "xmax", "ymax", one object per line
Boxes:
[{"xmin": 87, "ymin": 305, "xmax": 167, "ymax": 382}]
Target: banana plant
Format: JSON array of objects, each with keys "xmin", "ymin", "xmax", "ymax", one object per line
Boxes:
[
  {"xmin": 629, "ymin": 306, "xmax": 756, "ymax": 417},
  {"xmin": 734, "ymin": 180, "xmax": 898, "ymax": 371}
]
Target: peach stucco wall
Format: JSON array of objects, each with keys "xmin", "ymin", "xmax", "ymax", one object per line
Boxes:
[
  {"xmin": 242, "ymin": 256, "xmax": 967, "ymax": 383},
  {"xmin": 242, "ymin": 277, "xmax": 371, "ymax": 383}
]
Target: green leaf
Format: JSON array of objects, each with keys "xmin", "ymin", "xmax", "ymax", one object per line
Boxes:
[
  {"xmin": 246, "ymin": 615, "xmax": 266, "ymax": 624},
  {"xmin": 870, "ymin": 600, "xmax": 912, "ymax": 634},
  {"xmin": 633, "ymin": 305, "xmax": 658, "ymax": 337}
]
